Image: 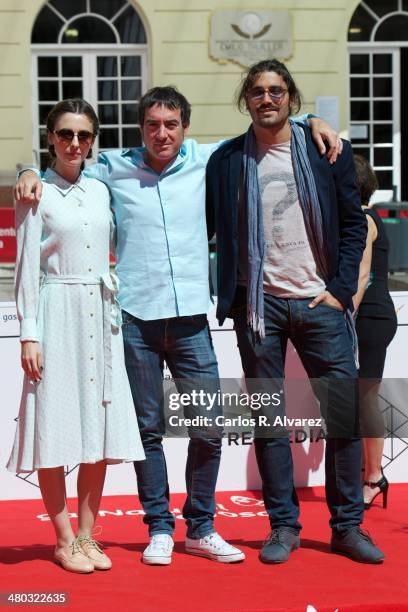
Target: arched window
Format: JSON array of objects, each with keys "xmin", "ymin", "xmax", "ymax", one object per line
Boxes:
[
  {"xmin": 348, "ymin": 0, "xmax": 408, "ymax": 42},
  {"xmin": 31, "ymin": 0, "xmax": 148, "ymax": 169},
  {"xmin": 348, "ymin": 0, "xmax": 408, "ymax": 201},
  {"xmin": 32, "ymin": 0, "xmax": 147, "ymax": 44}
]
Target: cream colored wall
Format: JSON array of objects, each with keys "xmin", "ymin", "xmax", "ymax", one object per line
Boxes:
[
  {"xmin": 150, "ymin": 0, "xmax": 361, "ymax": 141},
  {"xmin": 0, "ymin": 0, "xmax": 361, "ymax": 175},
  {"xmin": 0, "ymin": 0, "xmax": 41, "ymax": 174}
]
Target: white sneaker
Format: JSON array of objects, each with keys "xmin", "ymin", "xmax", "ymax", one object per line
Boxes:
[
  {"xmin": 142, "ymin": 534, "xmax": 174, "ymax": 565},
  {"xmin": 185, "ymin": 532, "xmax": 245, "ymax": 563}
]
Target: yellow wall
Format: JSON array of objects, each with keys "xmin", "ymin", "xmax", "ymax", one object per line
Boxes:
[{"xmin": 0, "ymin": 0, "xmax": 361, "ymax": 175}]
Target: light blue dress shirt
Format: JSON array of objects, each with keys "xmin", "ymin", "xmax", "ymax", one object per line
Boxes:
[{"xmin": 85, "ymin": 139, "xmax": 221, "ymax": 320}]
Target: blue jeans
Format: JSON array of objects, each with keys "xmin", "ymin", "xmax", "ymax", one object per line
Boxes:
[
  {"xmin": 122, "ymin": 311, "xmax": 222, "ymax": 538},
  {"xmin": 232, "ymin": 290, "xmax": 364, "ymax": 533}
]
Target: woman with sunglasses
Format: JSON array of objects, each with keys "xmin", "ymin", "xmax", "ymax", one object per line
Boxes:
[{"xmin": 7, "ymin": 98, "xmax": 144, "ymax": 573}]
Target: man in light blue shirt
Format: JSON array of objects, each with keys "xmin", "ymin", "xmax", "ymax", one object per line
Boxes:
[
  {"xmin": 91, "ymin": 89, "xmax": 237, "ymax": 565},
  {"xmin": 88, "ymin": 135, "xmax": 216, "ymax": 321},
  {"xmin": 16, "ymin": 86, "xmax": 340, "ymax": 566}
]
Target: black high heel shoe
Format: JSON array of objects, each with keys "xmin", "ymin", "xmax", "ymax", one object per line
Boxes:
[{"xmin": 363, "ymin": 468, "xmax": 389, "ymax": 510}]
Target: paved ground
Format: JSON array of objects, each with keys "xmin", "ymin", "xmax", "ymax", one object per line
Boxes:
[{"xmin": 2, "ymin": 263, "xmax": 408, "ymax": 303}]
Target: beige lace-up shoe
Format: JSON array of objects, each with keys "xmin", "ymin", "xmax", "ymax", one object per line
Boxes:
[
  {"xmin": 54, "ymin": 539, "xmax": 94, "ymax": 573},
  {"xmin": 77, "ymin": 535, "xmax": 112, "ymax": 570}
]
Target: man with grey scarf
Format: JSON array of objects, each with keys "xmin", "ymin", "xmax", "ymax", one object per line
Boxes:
[{"xmin": 206, "ymin": 59, "xmax": 384, "ymax": 564}]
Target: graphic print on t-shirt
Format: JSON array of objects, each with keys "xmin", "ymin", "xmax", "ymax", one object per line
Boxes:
[
  {"xmin": 257, "ymin": 140, "xmax": 325, "ymax": 297},
  {"xmin": 259, "ymin": 169, "xmax": 309, "ymax": 251},
  {"xmin": 259, "ymin": 170, "xmax": 298, "ymax": 216}
]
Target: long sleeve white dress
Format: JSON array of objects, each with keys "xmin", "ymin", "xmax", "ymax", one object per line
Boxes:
[{"xmin": 7, "ymin": 168, "xmax": 145, "ymax": 472}]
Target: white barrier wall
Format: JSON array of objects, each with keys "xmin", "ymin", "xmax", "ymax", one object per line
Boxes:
[{"xmin": 1, "ymin": 296, "xmax": 408, "ymax": 501}]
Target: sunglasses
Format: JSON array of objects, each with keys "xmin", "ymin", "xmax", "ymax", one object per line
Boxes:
[
  {"xmin": 53, "ymin": 129, "xmax": 95, "ymax": 143},
  {"xmin": 247, "ymin": 87, "xmax": 288, "ymax": 102}
]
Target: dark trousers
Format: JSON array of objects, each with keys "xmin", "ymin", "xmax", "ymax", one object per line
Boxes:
[{"xmin": 232, "ymin": 292, "xmax": 364, "ymax": 532}]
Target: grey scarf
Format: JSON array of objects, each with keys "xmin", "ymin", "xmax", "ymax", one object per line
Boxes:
[{"xmin": 243, "ymin": 120, "xmax": 358, "ymax": 358}]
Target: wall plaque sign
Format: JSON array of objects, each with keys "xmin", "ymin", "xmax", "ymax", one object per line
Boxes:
[{"xmin": 210, "ymin": 10, "xmax": 293, "ymax": 68}]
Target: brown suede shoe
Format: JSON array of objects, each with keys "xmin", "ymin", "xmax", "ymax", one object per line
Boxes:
[
  {"xmin": 78, "ymin": 535, "xmax": 112, "ymax": 571},
  {"xmin": 54, "ymin": 540, "xmax": 94, "ymax": 573}
]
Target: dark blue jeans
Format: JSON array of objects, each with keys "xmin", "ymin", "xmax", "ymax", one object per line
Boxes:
[
  {"xmin": 122, "ymin": 311, "xmax": 222, "ymax": 538},
  {"xmin": 232, "ymin": 291, "xmax": 364, "ymax": 533}
]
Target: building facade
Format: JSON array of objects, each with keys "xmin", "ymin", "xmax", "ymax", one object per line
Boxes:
[{"xmin": 0, "ymin": 0, "xmax": 405, "ymax": 203}]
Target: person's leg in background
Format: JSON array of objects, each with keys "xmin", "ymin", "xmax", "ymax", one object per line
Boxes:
[{"xmin": 357, "ymin": 315, "xmax": 397, "ymax": 509}]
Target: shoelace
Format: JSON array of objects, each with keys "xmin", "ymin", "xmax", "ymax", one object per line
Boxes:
[
  {"xmin": 265, "ymin": 529, "xmax": 282, "ymax": 546},
  {"xmin": 71, "ymin": 538, "xmax": 83, "ymax": 556},
  {"xmin": 201, "ymin": 533, "xmax": 225, "ymax": 551},
  {"xmin": 264, "ymin": 528, "xmax": 295, "ymax": 546},
  {"xmin": 353, "ymin": 527, "xmax": 375, "ymax": 543},
  {"xmin": 151, "ymin": 535, "xmax": 172, "ymax": 552},
  {"xmin": 77, "ymin": 534, "xmax": 104, "ymax": 554}
]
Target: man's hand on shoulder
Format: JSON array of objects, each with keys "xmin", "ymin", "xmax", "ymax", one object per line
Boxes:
[
  {"xmin": 14, "ymin": 170, "xmax": 42, "ymax": 205},
  {"xmin": 309, "ymin": 118, "xmax": 343, "ymax": 165}
]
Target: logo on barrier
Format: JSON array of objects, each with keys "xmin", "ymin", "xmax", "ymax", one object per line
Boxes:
[
  {"xmin": 0, "ymin": 303, "xmax": 19, "ymax": 337},
  {"xmin": 381, "ymin": 390, "xmax": 408, "ymax": 466},
  {"xmin": 0, "ymin": 208, "xmax": 16, "ymax": 263},
  {"xmin": 16, "ymin": 464, "xmax": 80, "ymax": 488}
]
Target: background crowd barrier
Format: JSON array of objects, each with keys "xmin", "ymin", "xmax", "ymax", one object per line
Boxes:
[{"xmin": 1, "ymin": 295, "xmax": 408, "ymax": 501}]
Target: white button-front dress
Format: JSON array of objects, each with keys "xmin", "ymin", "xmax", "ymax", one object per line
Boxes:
[{"xmin": 7, "ymin": 168, "xmax": 145, "ymax": 472}]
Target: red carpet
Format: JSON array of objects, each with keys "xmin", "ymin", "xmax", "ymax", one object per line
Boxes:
[{"xmin": 1, "ymin": 487, "xmax": 408, "ymax": 611}]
